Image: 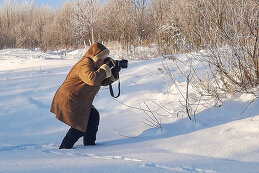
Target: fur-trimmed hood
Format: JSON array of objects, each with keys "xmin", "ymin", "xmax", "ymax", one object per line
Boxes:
[{"xmin": 84, "ymin": 42, "xmax": 110, "ymax": 62}]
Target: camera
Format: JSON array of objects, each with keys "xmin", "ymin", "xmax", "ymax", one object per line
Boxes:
[
  {"xmin": 104, "ymin": 57, "xmax": 128, "ymax": 69},
  {"xmin": 114, "ymin": 59, "xmax": 128, "ymax": 68},
  {"xmin": 104, "ymin": 58, "xmax": 128, "ymax": 98}
]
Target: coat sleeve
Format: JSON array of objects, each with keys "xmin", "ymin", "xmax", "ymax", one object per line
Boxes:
[
  {"xmin": 101, "ymin": 71, "xmax": 119, "ymax": 86},
  {"xmin": 78, "ymin": 58, "xmax": 107, "ymax": 86}
]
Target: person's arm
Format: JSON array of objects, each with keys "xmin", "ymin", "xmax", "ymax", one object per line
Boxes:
[{"xmin": 78, "ymin": 58, "xmax": 111, "ymax": 86}]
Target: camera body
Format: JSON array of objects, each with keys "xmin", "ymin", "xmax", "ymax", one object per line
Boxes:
[{"xmin": 114, "ymin": 59, "xmax": 128, "ymax": 68}]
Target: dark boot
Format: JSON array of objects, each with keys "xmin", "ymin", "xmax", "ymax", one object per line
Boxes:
[
  {"xmin": 83, "ymin": 108, "xmax": 100, "ymax": 146},
  {"xmin": 59, "ymin": 128, "xmax": 83, "ymax": 149}
]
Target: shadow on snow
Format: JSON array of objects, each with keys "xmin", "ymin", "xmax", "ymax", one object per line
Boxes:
[{"xmin": 101, "ymin": 99, "xmax": 259, "ymax": 146}]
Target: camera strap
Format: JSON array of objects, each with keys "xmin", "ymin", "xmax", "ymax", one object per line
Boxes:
[{"xmin": 109, "ymin": 80, "xmax": 120, "ymax": 98}]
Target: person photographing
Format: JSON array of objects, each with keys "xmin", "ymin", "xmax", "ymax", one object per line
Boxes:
[{"xmin": 50, "ymin": 42, "xmax": 121, "ymax": 149}]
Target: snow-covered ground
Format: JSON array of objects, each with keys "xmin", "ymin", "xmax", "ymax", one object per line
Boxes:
[{"xmin": 0, "ymin": 49, "xmax": 259, "ymax": 173}]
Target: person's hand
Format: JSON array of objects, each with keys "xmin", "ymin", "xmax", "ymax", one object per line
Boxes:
[
  {"xmin": 112, "ymin": 66, "xmax": 121, "ymax": 73},
  {"xmin": 104, "ymin": 57, "xmax": 115, "ymax": 68}
]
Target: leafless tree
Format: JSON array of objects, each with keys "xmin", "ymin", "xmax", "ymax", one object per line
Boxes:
[{"xmin": 69, "ymin": 0, "xmax": 101, "ymax": 45}]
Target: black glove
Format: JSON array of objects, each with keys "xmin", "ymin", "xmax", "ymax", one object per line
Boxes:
[
  {"xmin": 112, "ymin": 66, "xmax": 121, "ymax": 73},
  {"xmin": 104, "ymin": 57, "xmax": 115, "ymax": 68}
]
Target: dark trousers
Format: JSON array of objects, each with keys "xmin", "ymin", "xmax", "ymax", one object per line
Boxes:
[{"xmin": 59, "ymin": 108, "xmax": 100, "ymax": 149}]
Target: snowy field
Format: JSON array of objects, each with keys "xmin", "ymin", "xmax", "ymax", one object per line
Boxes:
[{"xmin": 0, "ymin": 49, "xmax": 259, "ymax": 173}]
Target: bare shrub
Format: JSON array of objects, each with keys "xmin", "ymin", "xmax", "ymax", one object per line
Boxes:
[{"xmin": 182, "ymin": 0, "xmax": 259, "ymax": 95}]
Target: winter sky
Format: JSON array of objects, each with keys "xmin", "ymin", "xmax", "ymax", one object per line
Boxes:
[{"xmin": 0, "ymin": 0, "xmax": 109, "ymax": 8}]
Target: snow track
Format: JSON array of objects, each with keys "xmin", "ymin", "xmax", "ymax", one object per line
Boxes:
[{"xmin": 0, "ymin": 143, "xmax": 217, "ymax": 173}]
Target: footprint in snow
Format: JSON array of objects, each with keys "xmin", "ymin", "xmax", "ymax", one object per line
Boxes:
[
  {"xmin": 28, "ymin": 98, "xmax": 49, "ymax": 109},
  {"xmin": 0, "ymin": 144, "xmax": 40, "ymax": 152},
  {"xmin": 143, "ymin": 163, "xmax": 216, "ymax": 173}
]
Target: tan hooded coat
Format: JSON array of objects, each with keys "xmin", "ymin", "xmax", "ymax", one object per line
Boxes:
[{"xmin": 50, "ymin": 42, "xmax": 118, "ymax": 132}]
